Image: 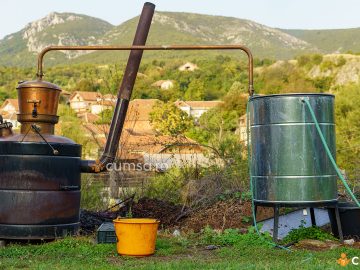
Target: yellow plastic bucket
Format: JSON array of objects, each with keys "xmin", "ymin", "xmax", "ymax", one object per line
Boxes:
[{"xmin": 113, "ymin": 218, "xmax": 160, "ymax": 256}]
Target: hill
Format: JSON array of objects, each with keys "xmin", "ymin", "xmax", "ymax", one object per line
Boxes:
[
  {"xmin": 0, "ymin": 12, "xmax": 112, "ymax": 67},
  {"xmin": 283, "ymin": 28, "xmax": 360, "ymax": 54},
  {"xmin": 1, "ymin": 11, "xmax": 360, "ymax": 67}
]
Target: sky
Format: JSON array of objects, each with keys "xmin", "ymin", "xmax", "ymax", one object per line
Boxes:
[{"xmin": 1, "ymin": 0, "xmax": 360, "ymax": 39}]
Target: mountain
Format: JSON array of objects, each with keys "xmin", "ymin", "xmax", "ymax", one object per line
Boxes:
[
  {"xmin": 282, "ymin": 28, "xmax": 360, "ymax": 54},
  {"xmin": 0, "ymin": 12, "xmax": 112, "ymax": 66},
  {"xmin": 0, "ymin": 11, "xmax": 360, "ymax": 67},
  {"xmin": 73, "ymin": 12, "xmax": 317, "ymax": 65}
]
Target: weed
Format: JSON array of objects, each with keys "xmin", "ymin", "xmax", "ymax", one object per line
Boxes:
[
  {"xmin": 200, "ymin": 226, "xmax": 272, "ymax": 247},
  {"xmin": 282, "ymin": 226, "xmax": 337, "ymax": 244}
]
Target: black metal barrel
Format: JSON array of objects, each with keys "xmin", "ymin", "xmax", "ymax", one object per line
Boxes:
[{"xmin": 0, "ymin": 142, "xmax": 81, "ymax": 239}]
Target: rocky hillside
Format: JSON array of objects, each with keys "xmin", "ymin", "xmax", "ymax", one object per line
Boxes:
[
  {"xmin": 1, "ymin": 11, "xmax": 360, "ymax": 66},
  {"xmin": 255, "ymin": 53, "xmax": 360, "ymax": 91},
  {"xmin": 283, "ymin": 28, "xmax": 360, "ymax": 54},
  {"xmin": 0, "ymin": 12, "xmax": 112, "ymax": 66}
]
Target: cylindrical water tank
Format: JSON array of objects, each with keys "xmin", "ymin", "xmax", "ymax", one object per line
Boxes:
[{"xmin": 249, "ymin": 93, "xmax": 337, "ymax": 204}]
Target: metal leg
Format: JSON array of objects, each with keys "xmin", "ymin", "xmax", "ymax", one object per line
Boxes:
[
  {"xmin": 310, "ymin": 207, "xmax": 316, "ymax": 227},
  {"xmin": 334, "ymin": 206, "xmax": 344, "ymax": 243},
  {"xmin": 0, "ymin": 240, "xmax": 5, "ymax": 248},
  {"xmin": 273, "ymin": 206, "xmax": 279, "ymax": 242}
]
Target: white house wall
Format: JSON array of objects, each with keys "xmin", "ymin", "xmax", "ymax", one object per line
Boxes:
[{"xmin": 143, "ymin": 153, "xmax": 211, "ymax": 170}]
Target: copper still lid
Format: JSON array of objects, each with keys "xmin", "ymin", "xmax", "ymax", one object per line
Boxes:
[{"xmin": 17, "ymin": 80, "xmax": 61, "ymax": 90}]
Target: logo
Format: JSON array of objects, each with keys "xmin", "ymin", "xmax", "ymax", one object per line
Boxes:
[
  {"xmin": 337, "ymin": 253, "xmax": 359, "ymax": 267},
  {"xmin": 337, "ymin": 253, "xmax": 351, "ymax": 267}
]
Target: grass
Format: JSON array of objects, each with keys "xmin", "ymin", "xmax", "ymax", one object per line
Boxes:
[{"xmin": 0, "ymin": 231, "xmax": 359, "ymax": 270}]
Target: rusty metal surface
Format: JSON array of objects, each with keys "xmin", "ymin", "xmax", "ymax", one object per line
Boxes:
[
  {"xmin": 95, "ymin": 2, "xmax": 155, "ymax": 172},
  {"xmin": 0, "ymin": 156, "xmax": 80, "ymax": 190},
  {"xmin": 0, "ymin": 141, "xmax": 81, "ymax": 238},
  {"xmin": 0, "ymin": 190, "xmax": 80, "ymax": 225},
  {"xmin": 0, "ymin": 223, "xmax": 79, "ymax": 239},
  {"xmin": 118, "ymin": 2, "xmax": 154, "ymax": 100}
]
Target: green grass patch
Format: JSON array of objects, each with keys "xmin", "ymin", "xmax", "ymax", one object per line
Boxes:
[{"xmin": 0, "ymin": 232, "xmax": 358, "ymax": 270}]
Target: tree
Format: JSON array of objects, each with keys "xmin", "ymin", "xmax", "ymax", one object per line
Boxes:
[
  {"xmin": 184, "ymin": 79, "xmax": 205, "ymax": 100},
  {"xmin": 96, "ymin": 108, "xmax": 114, "ymax": 125},
  {"xmin": 149, "ymin": 101, "xmax": 193, "ymax": 136},
  {"xmin": 75, "ymin": 78, "xmax": 98, "ymax": 92}
]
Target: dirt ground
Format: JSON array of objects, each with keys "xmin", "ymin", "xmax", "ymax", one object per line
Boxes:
[
  {"xmin": 178, "ymin": 199, "xmax": 273, "ymax": 232},
  {"xmin": 80, "ymin": 197, "xmax": 275, "ymax": 234}
]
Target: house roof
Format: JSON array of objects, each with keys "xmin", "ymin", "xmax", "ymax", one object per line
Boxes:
[
  {"xmin": 83, "ymin": 123, "xmax": 203, "ymax": 158},
  {"xmin": 77, "ymin": 112, "xmax": 100, "ymax": 123},
  {"xmin": 93, "ymin": 100, "xmax": 116, "ymax": 107},
  {"xmin": 126, "ymin": 99, "xmax": 159, "ymax": 122},
  {"xmin": 174, "ymin": 100, "xmax": 223, "ymax": 109},
  {"xmin": 103, "ymin": 94, "xmax": 116, "ymax": 100},
  {"xmin": 122, "ymin": 99, "xmax": 160, "ymax": 134},
  {"xmin": 69, "ymin": 91, "xmax": 102, "ymax": 102},
  {"xmin": 0, "ymin": 99, "xmax": 19, "ymax": 113}
]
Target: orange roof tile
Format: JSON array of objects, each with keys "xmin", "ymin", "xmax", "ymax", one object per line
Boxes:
[
  {"xmin": 0, "ymin": 99, "xmax": 19, "ymax": 112},
  {"xmin": 77, "ymin": 112, "xmax": 100, "ymax": 123},
  {"xmin": 69, "ymin": 91, "xmax": 102, "ymax": 102},
  {"xmin": 82, "ymin": 123, "xmax": 203, "ymax": 158},
  {"xmin": 175, "ymin": 100, "xmax": 223, "ymax": 109}
]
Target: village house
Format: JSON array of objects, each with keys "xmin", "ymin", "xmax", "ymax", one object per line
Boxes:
[
  {"xmin": 90, "ymin": 100, "xmax": 115, "ymax": 115},
  {"xmin": 84, "ymin": 124, "xmax": 205, "ymax": 167},
  {"xmin": 69, "ymin": 91, "xmax": 102, "ymax": 113},
  {"xmin": 178, "ymin": 62, "xmax": 198, "ymax": 71},
  {"xmin": 0, "ymin": 98, "xmax": 18, "ymax": 114},
  {"xmin": 151, "ymin": 80, "xmax": 174, "ymax": 90},
  {"xmin": 103, "ymin": 94, "xmax": 117, "ymax": 102},
  {"xmin": 0, "ymin": 99, "xmax": 19, "ymax": 128},
  {"xmin": 123, "ymin": 99, "xmax": 159, "ymax": 134},
  {"xmin": 82, "ymin": 98, "xmax": 209, "ymax": 168},
  {"xmin": 174, "ymin": 100, "xmax": 223, "ymax": 119},
  {"xmin": 69, "ymin": 91, "xmax": 116, "ymax": 114}
]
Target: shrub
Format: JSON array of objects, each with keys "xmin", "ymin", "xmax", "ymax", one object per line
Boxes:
[
  {"xmin": 282, "ymin": 226, "xmax": 336, "ymax": 244},
  {"xmin": 200, "ymin": 226, "xmax": 272, "ymax": 247},
  {"xmin": 80, "ymin": 175, "xmax": 108, "ymax": 211}
]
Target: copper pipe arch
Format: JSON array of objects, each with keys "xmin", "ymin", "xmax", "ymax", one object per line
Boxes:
[{"xmin": 37, "ymin": 44, "xmax": 255, "ymax": 96}]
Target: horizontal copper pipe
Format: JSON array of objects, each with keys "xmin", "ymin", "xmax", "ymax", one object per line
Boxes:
[{"xmin": 37, "ymin": 45, "xmax": 255, "ymax": 95}]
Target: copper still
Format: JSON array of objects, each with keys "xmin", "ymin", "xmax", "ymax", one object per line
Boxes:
[
  {"xmin": 0, "ymin": 2, "xmax": 255, "ymax": 239},
  {"xmin": 0, "ymin": 2, "xmax": 156, "ymax": 239}
]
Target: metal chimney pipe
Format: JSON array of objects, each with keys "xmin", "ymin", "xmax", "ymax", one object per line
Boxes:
[{"xmin": 82, "ymin": 2, "xmax": 155, "ymax": 172}]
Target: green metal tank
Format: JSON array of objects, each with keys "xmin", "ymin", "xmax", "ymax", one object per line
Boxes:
[{"xmin": 249, "ymin": 93, "xmax": 337, "ymax": 204}]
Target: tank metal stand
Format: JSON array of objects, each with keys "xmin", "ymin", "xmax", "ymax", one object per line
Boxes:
[
  {"xmin": 253, "ymin": 201, "xmax": 344, "ymax": 243},
  {"xmin": 0, "ymin": 240, "xmax": 6, "ymax": 248}
]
